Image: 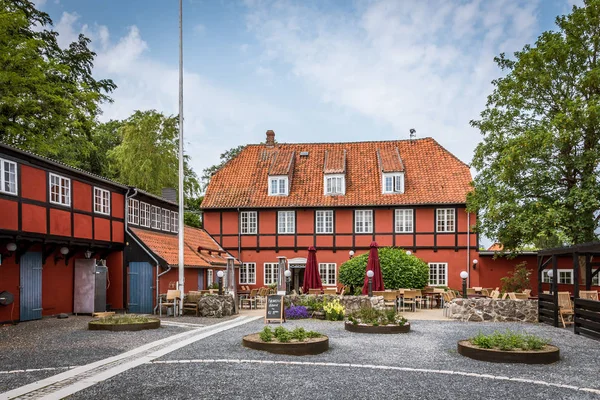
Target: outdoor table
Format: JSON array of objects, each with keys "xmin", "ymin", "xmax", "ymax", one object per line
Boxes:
[{"xmin": 421, "ymin": 292, "xmax": 442, "ymax": 308}]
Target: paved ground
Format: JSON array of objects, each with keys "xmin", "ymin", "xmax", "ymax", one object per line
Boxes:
[{"xmin": 2, "ymin": 316, "xmax": 600, "ymax": 399}]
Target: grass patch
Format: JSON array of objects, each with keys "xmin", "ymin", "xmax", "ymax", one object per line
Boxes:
[
  {"xmin": 89, "ymin": 315, "xmax": 155, "ymax": 325},
  {"xmin": 470, "ymin": 330, "xmax": 549, "ymax": 351}
]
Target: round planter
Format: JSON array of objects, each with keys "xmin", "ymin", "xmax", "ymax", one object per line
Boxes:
[
  {"xmin": 88, "ymin": 319, "xmax": 161, "ymax": 332},
  {"xmin": 344, "ymin": 322, "xmax": 410, "ymax": 334},
  {"xmin": 242, "ymin": 333, "xmax": 329, "ymax": 355},
  {"xmin": 457, "ymin": 340, "xmax": 560, "ymax": 364}
]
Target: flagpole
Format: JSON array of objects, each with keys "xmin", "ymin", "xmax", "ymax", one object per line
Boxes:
[{"xmin": 178, "ymin": 0, "xmax": 185, "ymax": 315}]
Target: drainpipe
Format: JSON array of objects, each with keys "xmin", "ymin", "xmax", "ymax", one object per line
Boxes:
[{"xmin": 467, "ymin": 211, "xmax": 471, "ymax": 288}]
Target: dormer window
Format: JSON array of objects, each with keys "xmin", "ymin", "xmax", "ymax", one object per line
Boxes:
[
  {"xmin": 382, "ymin": 172, "xmax": 404, "ymax": 194},
  {"xmin": 324, "ymin": 174, "xmax": 345, "ymax": 195},
  {"xmin": 269, "ymin": 176, "xmax": 288, "ymax": 196}
]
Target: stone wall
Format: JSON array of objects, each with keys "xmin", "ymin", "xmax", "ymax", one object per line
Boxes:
[
  {"xmin": 197, "ymin": 294, "xmax": 235, "ymax": 318},
  {"xmin": 285, "ymin": 294, "xmax": 384, "ymax": 314},
  {"xmin": 447, "ymin": 298, "xmax": 538, "ymax": 322}
]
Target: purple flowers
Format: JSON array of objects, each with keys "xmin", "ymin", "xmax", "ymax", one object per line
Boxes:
[{"xmin": 285, "ymin": 305, "xmax": 310, "ymax": 319}]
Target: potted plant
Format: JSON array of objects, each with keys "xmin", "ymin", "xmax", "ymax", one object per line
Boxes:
[
  {"xmin": 242, "ymin": 326, "xmax": 329, "ymax": 355},
  {"xmin": 345, "ymin": 306, "xmax": 410, "ymax": 334}
]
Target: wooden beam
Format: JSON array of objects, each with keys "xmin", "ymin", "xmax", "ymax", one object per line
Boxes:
[{"xmin": 42, "ymin": 244, "xmax": 57, "ymax": 265}]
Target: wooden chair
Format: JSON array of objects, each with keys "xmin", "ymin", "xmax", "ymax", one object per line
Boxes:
[
  {"xmin": 256, "ymin": 288, "xmax": 268, "ymax": 308},
  {"xmin": 323, "ymin": 288, "xmax": 337, "ymax": 295},
  {"xmin": 182, "ymin": 291, "xmax": 201, "ymax": 316},
  {"xmin": 159, "ymin": 290, "xmax": 181, "ymax": 317},
  {"xmin": 308, "ymin": 289, "xmax": 322, "ymax": 295},
  {"xmin": 522, "ymin": 289, "xmax": 532, "ymax": 297},
  {"xmin": 489, "ymin": 290, "xmax": 500, "ymax": 299},
  {"xmin": 580, "ymin": 291, "xmax": 599, "ymax": 301},
  {"xmin": 466, "ymin": 288, "xmax": 476, "ymax": 295},
  {"xmin": 507, "ymin": 292, "xmax": 521, "ymax": 300},
  {"xmin": 441, "ymin": 292, "xmax": 453, "ymax": 316},
  {"xmin": 515, "ymin": 293, "xmax": 529, "ymax": 300},
  {"xmin": 480, "ymin": 289, "xmax": 490, "ymax": 297},
  {"xmin": 240, "ymin": 289, "xmax": 259, "ymax": 309},
  {"xmin": 373, "ymin": 291, "xmax": 386, "ymax": 297},
  {"xmin": 382, "ymin": 291, "xmax": 398, "ymax": 311},
  {"xmin": 399, "ymin": 290, "xmax": 417, "ymax": 312},
  {"xmin": 501, "ymin": 292, "xmax": 508, "ymax": 300},
  {"xmin": 558, "ymin": 292, "xmax": 574, "ymax": 328}
]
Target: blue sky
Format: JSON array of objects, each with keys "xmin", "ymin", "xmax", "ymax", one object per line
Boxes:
[{"xmin": 36, "ymin": 0, "xmax": 582, "ymax": 184}]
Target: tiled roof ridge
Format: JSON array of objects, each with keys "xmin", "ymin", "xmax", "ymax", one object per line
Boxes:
[{"xmin": 243, "ymin": 136, "xmax": 435, "ymax": 147}]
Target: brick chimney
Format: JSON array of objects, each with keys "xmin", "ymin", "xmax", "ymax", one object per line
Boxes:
[{"xmin": 266, "ymin": 130, "xmax": 275, "ymax": 147}]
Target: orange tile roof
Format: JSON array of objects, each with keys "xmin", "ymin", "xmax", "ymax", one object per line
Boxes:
[
  {"xmin": 377, "ymin": 147, "xmax": 404, "ymax": 172},
  {"xmin": 202, "ymin": 137, "xmax": 472, "ymax": 209},
  {"xmin": 268, "ymin": 150, "xmax": 295, "ymax": 176},
  {"xmin": 130, "ymin": 226, "xmax": 240, "ymax": 268},
  {"xmin": 323, "ymin": 149, "xmax": 346, "ymax": 173},
  {"xmin": 487, "ymin": 243, "xmax": 504, "ymax": 251}
]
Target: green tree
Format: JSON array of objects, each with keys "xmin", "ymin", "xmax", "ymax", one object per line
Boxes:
[
  {"xmin": 468, "ymin": 0, "xmax": 600, "ymax": 251},
  {"xmin": 201, "ymin": 145, "xmax": 245, "ymax": 190},
  {"xmin": 108, "ymin": 110, "xmax": 200, "ymax": 198},
  {"xmin": 0, "ymin": 0, "xmax": 116, "ymax": 165},
  {"xmin": 184, "ymin": 196, "xmax": 203, "ymax": 228}
]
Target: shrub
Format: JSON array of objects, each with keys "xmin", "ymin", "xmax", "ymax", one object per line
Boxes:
[
  {"xmin": 259, "ymin": 326, "xmax": 322, "ymax": 342},
  {"xmin": 348, "ymin": 305, "xmax": 407, "ymax": 326},
  {"xmin": 259, "ymin": 326, "xmax": 273, "ymax": 342},
  {"xmin": 306, "ymin": 330, "xmax": 322, "ymax": 338},
  {"xmin": 500, "ymin": 262, "xmax": 532, "ymax": 293},
  {"xmin": 285, "ymin": 305, "xmax": 310, "ymax": 319},
  {"xmin": 339, "ymin": 247, "xmax": 429, "ymax": 290},
  {"xmin": 323, "ymin": 298, "xmax": 345, "ymax": 321},
  {"xmin": 470, "ymin": 330, "xmax": 548, "ymax": 351},
  {"xmin": 290, "ymin": 327, "xmax": 308, "ymax": 341}
]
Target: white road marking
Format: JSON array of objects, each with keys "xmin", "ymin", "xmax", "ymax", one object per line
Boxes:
[
  {"xmin": 0, "ymin": 367, "xmax": 79, "ymax": 375},
  {"xmin": 150, "ymin": 359, "xmax": 600, "ymax": 395}
]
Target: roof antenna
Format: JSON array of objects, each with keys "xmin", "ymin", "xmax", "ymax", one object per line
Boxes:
[{"xmin": 409, "ymin": 128, "xmax": 416, "ymax": 143}]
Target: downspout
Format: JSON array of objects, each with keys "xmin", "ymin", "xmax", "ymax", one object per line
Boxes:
[{"xmin": 467, "ymin": 211, "xmax": 471, "ymax": 288}]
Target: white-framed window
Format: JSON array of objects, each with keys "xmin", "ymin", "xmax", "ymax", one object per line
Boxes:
[
  {"xmin": 269, "ymin": 176, "xmax": 289, "ymax": 196},
  {"xmin": 436, "ymin": 208, "xmax": 455, "ymax": 232},
  {"xmin": 278, "ymin": 211, "xmax": 295, "ymax": 234},
  {"xmin": 151, "ymin": 206, "xmax": 161, "ymax": 229},
  {"xmin": 0, "ymin": 158, "xmax": 17, "ymax": 195},
  {"xmin": 241, "ymin": 211, "xmax": 257, "ymax": 234},
  {"xmin": 319, "ymin": 263, "xmax": 336, "ymax": 286},
  {"xmin": 542, "ymin": 269, "xmax": 573, "ymax": 284},
  {"xmin": 240, "ymin": 263, "xmax": 256, "ymax": 285},
  {"xmin": 428, "ymin": 263, "xmax": 447, "ymax": 286},
  {"xmin": 382, "ymin": 172, "xmax": 404, "ymax": 194},
  {"xmin": 264, "ymin": 263, "xmax": 279, "ymax": 285},
  {"xmin": 162, "ymin": 209, "xmax": 171, "ymax": 232},
  {"xmin": 171, "ymin": 211, "xmax": 178, "ymax": 233},
  {"xmin": 395, "ymin": 209, "xmax": 413, "ymax": 233},
  {"xmin": 140, "ymin": 202, "xmax": 151, "ymax": 227},
  {"xmin": 324, "ymin": 174, "xmax": 345, "ymax": 195},
  {"xmin": 49, "ymin": 173, "xmax": 71, "ymax": 206},
  {"xmin": 94, "ymin": 187, "xmax": 110, "ymax": 215},
  {"xmin": 592, "ymin": 271, "xmax": 599, "ymax": 286},
  {"xmin": 207, "ymin": 269, "xmax": 213, "ymax": 286},
  {"xmin": 316, "ymin": 210, "xmax": 334, "ymax": 234},
  {"xmin": 355, "ymin": 210, "xmax": 373, "ymax": 233},
  {"xmin": 127, "ymin": 198, "xmax": 139, "ymax": 225}
]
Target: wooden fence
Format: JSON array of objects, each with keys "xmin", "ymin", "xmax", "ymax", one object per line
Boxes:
[
  {"xmin": 538, "ymin": 293, "xmax": 558, "ymax": 327},
  {"xmin": 574, "ymin": 298, "xmax": 600, "ymax": 340}
]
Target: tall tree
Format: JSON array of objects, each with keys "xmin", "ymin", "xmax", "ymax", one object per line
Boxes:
[
  {"xmin": 201, "ymin": 145, "xmax": 245, "ymax": 190},
  {"xmin": 468, "ymin": 0, "xmax": 600, "ymax": 250},
  {"xmin": 0, "ymin": 0, "xmax": 116, "ymax": 165},
  {"xmin": 108, "ymin": 110, "xmax": 200, "ymax": 198}
]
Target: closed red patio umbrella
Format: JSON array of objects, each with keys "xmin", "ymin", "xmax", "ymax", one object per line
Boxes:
[
  {"xmin": 302, "ymin": 246, "xmax": 322, "ymax": 293},
  {"xmin": 362, "ymin": 242, "xmax": 384, "ymax": 295}
]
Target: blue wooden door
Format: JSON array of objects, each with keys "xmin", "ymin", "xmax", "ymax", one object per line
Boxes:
[
  {"xmin": 20, "ymin": 252, "xmax": 43, "ymax": 321},
  {"xmin": 128, "ymin": 262, "xmax": 153, "ymax": 314}
]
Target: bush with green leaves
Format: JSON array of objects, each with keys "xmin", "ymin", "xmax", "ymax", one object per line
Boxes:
[
  {"xmin": 258, "ymin": 326, "xmax": 323, "ymax": 343},
  {"xmin": 339, "ymin": 247, "xmax": 429, "ymax": 290},
  {"xmin": 348, "ymin": 305, "xmax": 407, "ymax": 326},
  {"xmin": 323, "ymin": 298, "xmax": 345, "ymax": 321},
  {"xmin": 470, "ymin": 330, "xmax": 549, "ymax": 351},
  {"xmin": 500, "ymin": 262, "xmax": 532, "ymax": 293},
  {"xmin": 259, "ymin": 326, "xmax": 273, "ymax": 342}
]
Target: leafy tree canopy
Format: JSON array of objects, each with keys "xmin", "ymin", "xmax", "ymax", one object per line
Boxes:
[{"xmin": 468, "ymin": 0, "xmax": 600, "ymax": 251}]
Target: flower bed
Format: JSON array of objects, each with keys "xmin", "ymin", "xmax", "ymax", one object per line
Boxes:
[
  {"xmin": 242, "ymin": 326, "xmax": 329, "ymax": 355},
  {"xmin": 344, "ymin": 306, "xmax": 410, "ymax": 334},
  {"xmin": 458, "ymin": 331, "xmax": 559, "ymax": 364},
  {"xmin": 88, "ymin": 315, "xmax": 161, "ymax": 331}
]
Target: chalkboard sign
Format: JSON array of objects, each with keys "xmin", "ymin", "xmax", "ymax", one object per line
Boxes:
[{"xmin": 265, "ymin": 295, "xmax": 285, "ymax": 324}]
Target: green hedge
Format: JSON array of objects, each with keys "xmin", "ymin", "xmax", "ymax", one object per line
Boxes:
[{"xmin": 338, "ymin": 247, "xmax": 429, "ymax": 290}]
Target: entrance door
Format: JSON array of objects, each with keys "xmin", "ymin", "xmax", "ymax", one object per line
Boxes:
[
  {"xmin": 20, "ymin": 252, "xmax": 43, "ymax": 321},
  {"xmin": 128, "ymin": 262, "xmax": 153, "ymax": 314},
  {"xmin": 289, "ymin": 265, "xmax": 305, "ymax": 293}
]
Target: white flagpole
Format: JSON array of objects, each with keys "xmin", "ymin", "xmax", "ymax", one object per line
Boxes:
[{"xmin": 178, "ymin": 0, "xmax": 185, "ymax": 315}]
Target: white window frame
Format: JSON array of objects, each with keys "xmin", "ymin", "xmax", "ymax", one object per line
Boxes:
[
  {"xmin": 278, "ymin": 211, "xmax": 295, "ymax": 234},
  {"xmin": 395, "ymin": 209, "xmax": 413, "ymax": 233},
  {"xmin": 93, "ymin": 187, "xmax": 110, "ymax": 215},
  {"xmin": 240, "ymin": 211, "xmax": 257, "ymax": 234},
  {"xmin": 268, "ymin": 176, "xmax": 289, "ymax": 196},
  {"xmin": 315, "ymin": 210, "xmax": 334, "ymax": 234},
  {"xmin": 0, "ymin": 158, "xmax": 17, "ymax": 195},
  {"xmin": 319, "ymin": 263, "xmax": 337, "ymax": 286},
  {"xmin": 542, "ymin": 269, "xmax": 573, "ymax": 284},
  {"xmin": 127, "ymin": 198, "xmax": 139, "ymax": 225},
  {"xmin": 592, "ymin": 271, "xmax": 599, "ymax": 286},
  {"xmin": 49, "ymin": 173, "xmax": 71, "ymax": 207},
  {"xmin": 151, "ymin": 205, "xmax": 161, "ymax": 229},
  {"xmin": 162, "ymin": 209, "xmax": 171, "ymax": 232},
  {"xmin": 428, "ymin": 262, "xmax": 448, "ymax": 286},
  {"xmin": 354, "ymin": 210, "xmax": 373, "ymax": 233},
  {"xmin": 264, "ymin": 263, "xmax": 279, "ymax": 285},
  {"xmin": 324, "ymin": 174, "xmax": 345, "ymax": 195},
  {"xmin": 171, "ymin": 211, "xmax": 179, "ymax": 233},
  {"xmin": 240, "ymin": 263, "xmax": 256, "ymax": 285},
  {"xmin": 382, "ymin": 172, "xmax": 404, "ymax": 194},
  {"xmin": 207, "ymin": 269, "xmax": 213, "ymax": 286},
  {"xmin": 436, "ymin": 208, "xmax": 455, "ymax": 233},
  {"xmin": 140, "ymin": 202, "xmax": 151, "ymax": 227}
]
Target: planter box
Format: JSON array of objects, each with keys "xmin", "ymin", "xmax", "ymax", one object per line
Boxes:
[
  {"xmin": 344, "ymin": 322, "xmax": 410, "ymax": 334},
  {"xmin": 242, "ymin": 334, "xmax": 329, "ymax": 355},
  {"xmin": 457, "ymin": 340, "xmax": 560, "ymax": 364},
  {"xmin": 88, "ymin": 319, "xmax": 161, "ymax": 332}
]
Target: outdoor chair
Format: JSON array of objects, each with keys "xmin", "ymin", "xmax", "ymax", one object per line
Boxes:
[
  {"xmin": 514, "ymin": 293, "xmax": 529, "ymax": 300},
  {"xmin": 580, "ymin": 291, "xmax": 599, "ymax": 301},
  {"xmin": 256, "ymin": 288, "xmax": 268, "ymax": 308},
  {"xmin": 507, "ymin": 292, "xmax": 520, "ymax": 300},
  {"xmin": 489, "ymin": 290, "xmax": 500, "ymax": 300},
  {"xmin": 373, "ymin": 291, "xmax": 386, "ymax": 297},
  {"xmin": 413, "ymin": 289, "xmax": 427, "ymax": 309},
  {"xmin": 382, "ymin": 291, "xmax": 398, "ymax": 312},
  {"xmin": 466, "ymin": 288, "xmax": 476, "ymax": 295},
  {"xmin": 323, "ymin": 288, "xmax": 337, "ymax": 295},
  {"xmin": 182, "ymin": 291, "xmax": 201, "ymax": 317},
  {"xmin": 399, "ymin": 290, "xmax": 417, "ymax": 312},
  {"xmin": 240, "ymin": 289, "xmax": 259, "ymax": 310},
  {"xmin": 522, "ymin": 289, "xmax": 532, "ymax": 297},
  {"xmin": 159, "ymin": 289, "xmax": 181, "ymax": 317},
  {"xmin": 501, "ymin": 292, "xmax": 508, "ymax": 300},
  {"xmin": 480, "ymin": 289, "xmax": 490, "ymax": 297},
  {"xmin": 441, "ymin": 292, "xmax": 453, "ymax": 317},
  {"xmin": 308, "ymin": 289, "xmax": 322, "ymax": 295},
  {"xmin": 558, "ymin": 292, "xmax": 574, "ymax": 328}
]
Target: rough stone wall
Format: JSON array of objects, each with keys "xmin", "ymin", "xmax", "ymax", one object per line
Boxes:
[
  {"xmin": 197, "ymin": 294, "xmax": 235, "ymax": 318},
  {"xmin": 285, "ymin": 294, "xmax": 384, "ymax": 314},
  {"xmin": 448, "ymin": 298, "xmax": 538, "ymax": 322}
]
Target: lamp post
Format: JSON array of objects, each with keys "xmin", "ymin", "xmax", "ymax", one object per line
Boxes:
[
  {"xmin": 472, "ymin": 259, "xmax": 478, "ymax": 270},
  {"xmin": 367, "ymin": 270, "xmax": 374, "ymax": 297},
  {"xmin": 217, "ymin": 270, "xmax": 224, "ymax": 296},
  {"xmin": 460, "ymin": 271, "xmax": 468, "ymax": 299},
  {"xmin": 547, "ymin": 269, "xmax": 554, "ymax": 295},
  {"xmin": 284, "ymin": 269, "xmax": 291, "ymax": 295}
]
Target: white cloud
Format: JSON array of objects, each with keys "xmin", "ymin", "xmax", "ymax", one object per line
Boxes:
[{"xmin": 193, "ymin": 23, "xmax": 205, "ymax": 35}]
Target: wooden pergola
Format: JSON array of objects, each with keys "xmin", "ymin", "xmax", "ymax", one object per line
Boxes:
[{"xmin": 537, "ymin": 241, "xmax": 600, "ymax": 339}]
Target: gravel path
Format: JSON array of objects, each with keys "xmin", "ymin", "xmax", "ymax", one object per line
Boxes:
[{"xmin": 67, "ymin": 319, "xmax": 600, "ymax": 400}]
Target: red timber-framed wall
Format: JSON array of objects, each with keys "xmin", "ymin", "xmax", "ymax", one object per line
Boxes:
[{"xmin": 0, "ymin": 144, "xmax": 126, "ymax": 323}]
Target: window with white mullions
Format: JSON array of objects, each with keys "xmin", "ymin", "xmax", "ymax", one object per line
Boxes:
[
  {"xmin": 382, "ymin": 172, "xmax": 404, "ymax": 194},
  {"xmin": 278, "ymin": 211, "xmax": 295, "ymax": 234},
  {"xmin": 49, "ymin": 173, "xmax": 71, "ymax": 206},
  {"xmin": 541, "ymin": 269, "xmax": 573, "ymax": 284},
  {"xmin": 171, "ymin": 211, "xmax": 178, "ymax": 233},
  {"xmin": 395, "ymin": 209, "xmax": 413, "ymax": 233},
  {"xmin": 319, "ymin": 263, "xmax": 336, "ymax": 285},
  {"xmin": 269, "ymin": 176, "xmax": 289, "ymax": 196},
  {"xmin": 436, "ymin": 208, "xmax": 455, "ymax": 232},
  {"xmin": 240, "ymin": 263, "xmax": 256, "ymax": 284},
  {"xmin": 324, "ymin": 174, "xmax": 345, "ymax": 195},
  {"xmin": 354, "ymin": 210, "xmax": 373, "ymax": 233},
  {"xmin": 162, "ymin": 209, "xmax": 171, "ymax": 232},
  {"xmin": 264, "ymin": 263, "xmax": 279, "ymax": 285},
  {"xmin": 315, "ymin": 210, "xmax": 334, "ymax": 234},
  {"xmin": 151, "ymin": 206, "xmax": 161, "ymax": 229},
  {"xmin": 240, "ymin": 211, "xmax": 257, "ymax": 234},
  {"xmin": 127, "ymin": 198, "xmax": 139, "ymax": 225},
  {"xmin": 140, "ymin": 202, "xmax": 151, "ymax": 227},
  {"xmin": 94, "ymin": 187, "xmax": 110, "ymax": 215},
  {"xmin": 428, "ymin": 263, "xmax": 447, "ymax": 286},
  {"xmin": 0, "ymin": 159, "xmax": 17, "ymax": 195},
  {"xmin": 207, "ymin": 269, "xmax": 213, "ymax": 286}
]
